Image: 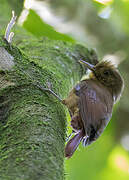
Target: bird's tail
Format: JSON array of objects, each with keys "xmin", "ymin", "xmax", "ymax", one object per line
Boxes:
[{"xmin": 65, "ymin": 129, "xmax": 85, "ymax": 158}]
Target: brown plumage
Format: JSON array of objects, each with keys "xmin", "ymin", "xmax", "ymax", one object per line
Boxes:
[{"xmin": 64, "ymin": 60, "xmax": 124, "ymax": 158}]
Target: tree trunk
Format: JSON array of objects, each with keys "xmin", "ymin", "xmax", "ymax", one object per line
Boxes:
[{"xmin": 0, "ymin": 1, "xmax": 98, "ymax": 179}]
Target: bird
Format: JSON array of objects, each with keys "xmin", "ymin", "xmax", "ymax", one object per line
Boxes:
[{"xmin": 63, "ymin": 60, "xmax": 124, "ymax": 158}]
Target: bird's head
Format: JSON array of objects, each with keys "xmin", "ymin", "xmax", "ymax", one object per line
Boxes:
[{"xmin": 79, "ymin": 60, "xmax": 124, "ymax": 102}]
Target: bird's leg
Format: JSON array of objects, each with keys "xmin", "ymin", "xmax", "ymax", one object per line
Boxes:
[
  {"xmin": 66, "ymin": 131, "xmax": 75, "ymax": 142},
  {"xmin": 82, "ymin": 136, "xmax": 89, "ymax": 146},
  {"xmin": 4, "ymin": 11, "xmax": 17, "ymax": 43}
]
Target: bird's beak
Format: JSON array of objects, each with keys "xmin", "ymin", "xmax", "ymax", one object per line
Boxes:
[{"xmin": 79, "ymin": 60, "xmax": 95, "ymax": 72}]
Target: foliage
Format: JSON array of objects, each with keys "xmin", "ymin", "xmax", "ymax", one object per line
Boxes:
[{"xmin": 23, "ymin": 9, "xmax": 75, "ymax": 42}]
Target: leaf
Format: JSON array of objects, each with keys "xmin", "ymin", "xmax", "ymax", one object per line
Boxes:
[{"xmin": 23, "ymin": 9, "xmax": 75, "ymax": 42}]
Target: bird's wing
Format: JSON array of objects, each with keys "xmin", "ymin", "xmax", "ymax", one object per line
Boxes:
[{"xmin": 76, "ymin": 80, "xmax": 113, "ymax": 136}]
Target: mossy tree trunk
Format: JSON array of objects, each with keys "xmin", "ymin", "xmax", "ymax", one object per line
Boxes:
[{"xmin": 0, "ymin": 1, "xmax": 98, "ymax": 180}]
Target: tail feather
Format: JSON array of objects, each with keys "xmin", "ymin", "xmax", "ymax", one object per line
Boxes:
[{"xmin": 65, "ymin": 129, "xmax": 84, "ymax": 158}]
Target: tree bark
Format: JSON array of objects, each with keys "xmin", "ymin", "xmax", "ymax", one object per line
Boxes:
[{"xmin": 0, "ymin": 1, "xmax": 98, "ymax": 179}]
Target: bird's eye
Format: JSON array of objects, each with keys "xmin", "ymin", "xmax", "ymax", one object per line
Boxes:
[{"xmin": 103, "ymin": 70, "xmax": 110, "ymax": 76}]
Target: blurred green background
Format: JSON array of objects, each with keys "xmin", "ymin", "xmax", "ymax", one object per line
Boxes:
[{"xmin": 20, "ymin": 0, "xmax": 129, "ymax": 179}]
